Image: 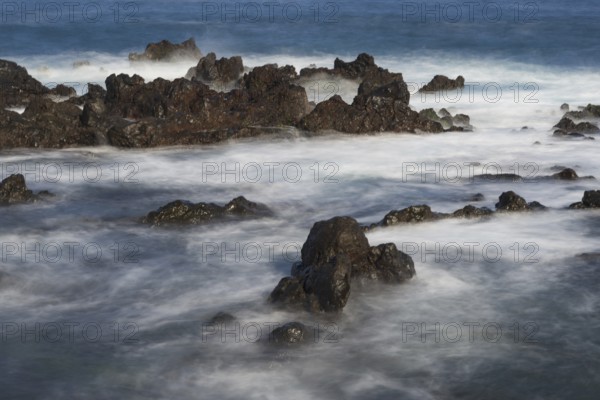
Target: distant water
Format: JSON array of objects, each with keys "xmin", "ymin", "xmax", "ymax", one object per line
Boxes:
[{"xmin": 1, "ymin": 1, "xmax": 600, "ymax": 399}]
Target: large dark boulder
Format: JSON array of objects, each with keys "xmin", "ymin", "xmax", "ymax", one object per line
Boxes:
[
  {"xmin": 142, "ymin": 196, "xmax": 272, "ymax": 226},
  {"xmin": 128, "ymin": 38, "xmax": 201, "ymax": 61},
  {"xmin": 300, "ymin": 216, "xmax": 370, "ymax": 270},
  {"xmin": 269, "ymin": 216, "xmax": 416, "ymax": 312}
]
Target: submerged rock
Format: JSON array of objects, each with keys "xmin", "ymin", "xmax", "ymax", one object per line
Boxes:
[
  {"xmin": 452, "ymin": 205, "xmax": 494, "ymax": 218},
  {"xmin": 380, "ymin": 205, "xmax": 442, "ymax": 226},
  {"xmin": 143, "ymin": 196, "xmax": 272, "ymax": 226},
  {"xmin": 128, "ymin": 38, "xmax": 201, "ymax": 61},
  {"xmin": 495, "ymin": 191, "xmax": 545, "ymax": 211},
  {"xmin": 270, "ymin": 322, "xmax": 307, "ymax": 345},
  {"xmin": 569, "ymin": 190, "xmax": 600, "ymax": 209},
  {"xmin": 419, "ymin": 75, "xmax": 465, "ymax": 92},
  {"xmin": 0, "ymin": 174, "xmax": 51, "ymax": 205},
  {"xmin": 269, "ymin": 216, "xmax": 415, "ymax": 312}
]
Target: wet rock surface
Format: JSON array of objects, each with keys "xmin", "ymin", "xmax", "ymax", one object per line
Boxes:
[
  {"xmin": 0, "ymin": 174, "xmax": 51, "ymax": 205},
  {"xmin": 128, "ymin": 38, "xmax": 201, "ymax": 62},
  {"xmin": 270, "ymin": 322, "xmax": 307, "ymax": 345},
  {"xmin": 418, "ymin": 108, "xmax": 472, "ymax": 131},
  {"xmin": 569, "ymin": 190, "xmax": 600, "ymax": 209},
  {"xmin": 0, "ymin": 51, "xmax": 472, "ymax": 149},
  {"xmin": 143, "ymin": 196, "xmax": 272, "ymax": 226},
  {"xmin": 186, "ymin": 52, "xmax": 244, "ymax": 84},
  {"xmin": 552, "ymin": 104, "xmax": 600, "ymax": 139},
  {"xmin": 419, "ymin": 75, "xmax": 465, "ymax": 92},
  {"xmin": 269, "ymin": 216, "xmax": 416, "ymax": 312},
  {"xmin": 495, "ymin": 191, "xmax": 545, "ymax": 211}
]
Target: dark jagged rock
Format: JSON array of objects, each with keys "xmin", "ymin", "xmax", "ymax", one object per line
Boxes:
[
  {"xmin": 569, "ymin": 190, "xmax": 600, "ymax": 209},
  {"xmin": 299, "ymin": 53, "xmax": 377, "ymax": 80},
  {"xmin": 361, "ymin": 243, "xmax": 416, "ymax": 283},
  {"xmin": 495, "ymin": 191, "xmax": 528, "ymax": 211},
  {"xmin": 0, "ymin": 174, "xmax": 51, "ymax": 205},
  {"xmin": 0, "ymin": 59, "xmax": 49, "ymax": 107},
  {"xmin": 186, "ymin": 52, "xmax": 244, "ymax": 83},
  {"xmin": 104, "ymin": 65, "xmax": 310, "ymax": 147},
  {"xmin": 565, "ymin": 104, "xmax": 600, "ymax": 120},
  {"xmin": 0, "ymin": 98, "xmax": 97, "ymax": 149},
  {"xmin": 299, "ymin": 216, "xmax": 370, "ymax": 270},
  {"xmin": 270, "ymin": 322, "xmax": 307, "ymax": 345},
  {"xmin": 419, "ymin": 75, "xmax": 465, "ymax": 92},
  {"xmin": 495, "ymin": 191, "xmax": 544, "ymax": 211},
  {"xmin": 128, "ymin": 38, "xmax": 201, "ymax": 61},
  {"xmin": 554, "ymin": 117, "xmax": 600, "ymax": 136},
  {"xmin": 143, "ymin": 196, "xmax": 272, "ymax": 226},
  {"xmin": 269, "ymin": 216, "xmax": 415, "ymax": 312},
  {"xmin": 298, "ymin": 94, "xmax": 443, "ymax": 134},
  {"xmin": 380, "ymin": 205, "xmax": 443, "ymax": 226},
  {"xmin": 452, "ymin": 205, "xmax": 494, "ymax": 218}
]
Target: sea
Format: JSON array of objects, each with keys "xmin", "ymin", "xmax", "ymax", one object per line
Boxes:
[{"xmin": 1, "ymin": 0, "xmax": 599, "ymax": 398}]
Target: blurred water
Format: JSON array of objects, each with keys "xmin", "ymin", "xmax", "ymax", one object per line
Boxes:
[{"xmin": 1, "ymin": 0, "xmax": 600, "ymax": 398}]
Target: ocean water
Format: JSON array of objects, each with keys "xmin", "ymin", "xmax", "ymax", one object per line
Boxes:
[{"xmin": 1, "ymin": 1, "xmax": 600, "ymax": 399}]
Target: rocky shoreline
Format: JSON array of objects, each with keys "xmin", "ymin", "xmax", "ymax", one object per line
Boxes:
[{"xmin": 2, "ymin": 38, "xmax": 600, "ymax": 346}]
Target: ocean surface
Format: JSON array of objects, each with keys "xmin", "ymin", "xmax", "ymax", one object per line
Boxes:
[{"xmin": 1, "ymin": 1, "xmax": 600, "ymax": 398}]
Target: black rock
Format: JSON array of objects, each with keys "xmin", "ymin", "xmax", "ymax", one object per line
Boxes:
[
  {"xmin": 0, "ymin": 174, "xmax": 49, "ymax": 205},
  {"xmin": 270, "ymin": 322, "xmax": 306, "ymax": 345},
  {"xmin": 552, "ymin": 168, "xmax": 579, "ymax": 180},
  {"xmin": 143, "ymin": 196, "xmax": 272, "ymax": 226},
  {"xmin": 269, "ymin": 216, "xmax": 416, "ymax": 313},
  {"xmin": 380, "ymin": 205, "xmax": 442, "ymax": 226},
  {"xmin": 452, "ymin": 205, "xmax": 494, "ymax": 218},
  {"xmin": 495, "ymin": 191, "xmax": 530, "ymax": 211},
  {"xmin": 419, "ymin": 75, "xmax": 465, "ymax": 92},
  {"xmin": 128, "ymin": 38, "xmax": 201, "ymax": 61}
]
